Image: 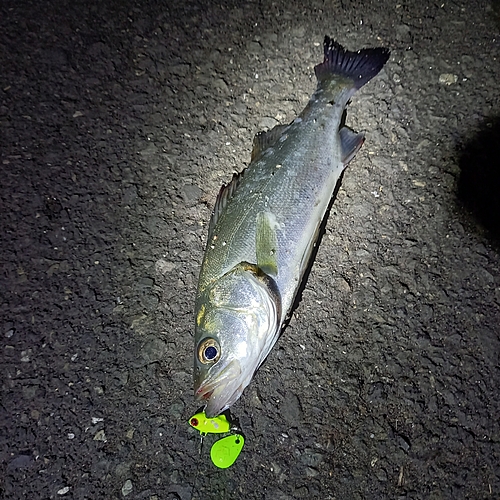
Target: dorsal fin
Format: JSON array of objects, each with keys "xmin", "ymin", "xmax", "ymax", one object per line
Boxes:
[
  {"xmin": 251, "ymin": 124, "xmax": 290, "ymax": 162},
  {"xmin": 208, "ymin": 171, "xmax": 244, "ymax": 239}
]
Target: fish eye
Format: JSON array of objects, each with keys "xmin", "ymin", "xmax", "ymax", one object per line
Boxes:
[{"xmin": 198, "ymin": 338, "xmax": 221, "ymax": 364}]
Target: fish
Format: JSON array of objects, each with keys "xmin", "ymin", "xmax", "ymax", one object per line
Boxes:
[{"xmin": 194, "ymin": 36, "xmax": 390, "ymax": 417}]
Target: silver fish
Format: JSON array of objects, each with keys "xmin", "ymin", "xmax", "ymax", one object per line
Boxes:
[{"xmin": 194, "ymin": 37, "xmax": 389, "ymax": 417}]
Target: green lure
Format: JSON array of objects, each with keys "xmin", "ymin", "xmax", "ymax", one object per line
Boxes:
[
  {"xmin": 189, "ymin": 411, "xmax": 230, "ymax": 435},
  {"xmin": 210, "ymin": 434, "xmax": 245, "ymax": 469},
  {"xmin": 188, "ymin": 411, "xmax": 244, "ymax": 468}
]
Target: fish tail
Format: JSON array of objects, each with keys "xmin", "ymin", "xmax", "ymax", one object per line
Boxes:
[{"xmin": 314, "ymin": 36, "xmax": 390, "ymax": 90}]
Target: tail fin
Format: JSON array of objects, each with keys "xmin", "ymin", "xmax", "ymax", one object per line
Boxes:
[{"xmin": 314, "ymin": 36, "xmax": 390, "ymax": 90}]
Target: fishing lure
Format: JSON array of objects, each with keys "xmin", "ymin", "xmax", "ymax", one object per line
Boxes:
[
  {"xmin": 188, "ymin": 411, "xmax": 244, "ymax": 468},
  {"xmin": 189, "ymin": 411, "xmax": 231, "ymax": 435}
]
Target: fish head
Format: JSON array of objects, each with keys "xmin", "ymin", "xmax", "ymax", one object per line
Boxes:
[{"xmin": 194, "ymin": 262, "xmax": 281, "ymax": 417}]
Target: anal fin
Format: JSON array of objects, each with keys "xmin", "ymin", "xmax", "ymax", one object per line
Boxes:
[{"xmin": 339, "ymin": 126, "xmax": 365, "ymax": 166}]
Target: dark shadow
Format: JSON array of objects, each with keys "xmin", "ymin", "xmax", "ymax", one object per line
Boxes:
[{"xmin": 457, "ymin": 116, "xmax": 500, "ymax": 244}]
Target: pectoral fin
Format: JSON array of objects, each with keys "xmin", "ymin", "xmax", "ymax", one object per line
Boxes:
[{"xmin": 255, "ymin": 211, "xmax": 279, "ymax": 277}]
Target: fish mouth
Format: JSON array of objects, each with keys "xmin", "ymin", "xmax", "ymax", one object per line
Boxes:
[{"xmin": 194, "ymin": 359, "xmax": 244, "ymax": 417}]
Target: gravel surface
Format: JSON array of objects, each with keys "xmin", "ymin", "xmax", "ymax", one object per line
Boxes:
[{"xmin": 1, "ymin": 0, "xmax": 500, "ymax": 499}]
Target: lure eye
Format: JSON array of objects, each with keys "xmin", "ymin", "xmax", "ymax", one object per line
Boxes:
[{"xmin": 198, "ymin": 338, "xmax": 221, "ymax": 364}]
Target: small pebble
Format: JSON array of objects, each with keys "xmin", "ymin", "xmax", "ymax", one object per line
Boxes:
[
  {"xmin": 93, "ymin": 430, "xmax": 107, "ymax": 442},
  {"xmin": 439, "ymin": 73, "xmax": 458, "ymax": 85},
  {"xmin": 122, "ymin": 480, "xmax": 133, "ymax": 497}
]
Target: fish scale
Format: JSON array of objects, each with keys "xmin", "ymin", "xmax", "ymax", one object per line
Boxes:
[{"xmin": 193, "ymin": 36, "xmax": 390, "ymax": 417}]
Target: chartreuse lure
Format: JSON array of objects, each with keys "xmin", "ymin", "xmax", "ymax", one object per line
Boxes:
[
  {"xmin": 188, "ymin": 411, "xmax": 244, "ymax": 468},
  {"xmin": 189, "ymin": 411, "xmax": 231, "ymax": 435},
  {"xmin": 210, "ymin": 433, "xmax": 244, "ymax": 469}
]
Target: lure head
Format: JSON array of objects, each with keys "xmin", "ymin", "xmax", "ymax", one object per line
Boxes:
[
  {"xmin": 194, "ymin": 262, "xmax": 281, "ymax": 417},
  {"xmin": 188, "ymin": 411, "xmax": 231, "ymax": 435}
]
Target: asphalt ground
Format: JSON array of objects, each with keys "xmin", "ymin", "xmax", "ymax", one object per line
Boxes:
[{"xmin": 1, "ymin": 0, "xmax": 499, "ymax": 498}]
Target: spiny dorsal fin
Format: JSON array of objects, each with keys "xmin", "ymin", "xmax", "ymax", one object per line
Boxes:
[
  {"xmin": 251, "ymin": 124, "xmax": 290, "ymax": 162},
  {"xmin": 208, "ymin": 171, "xmax": 244, "ymax": 239}
]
